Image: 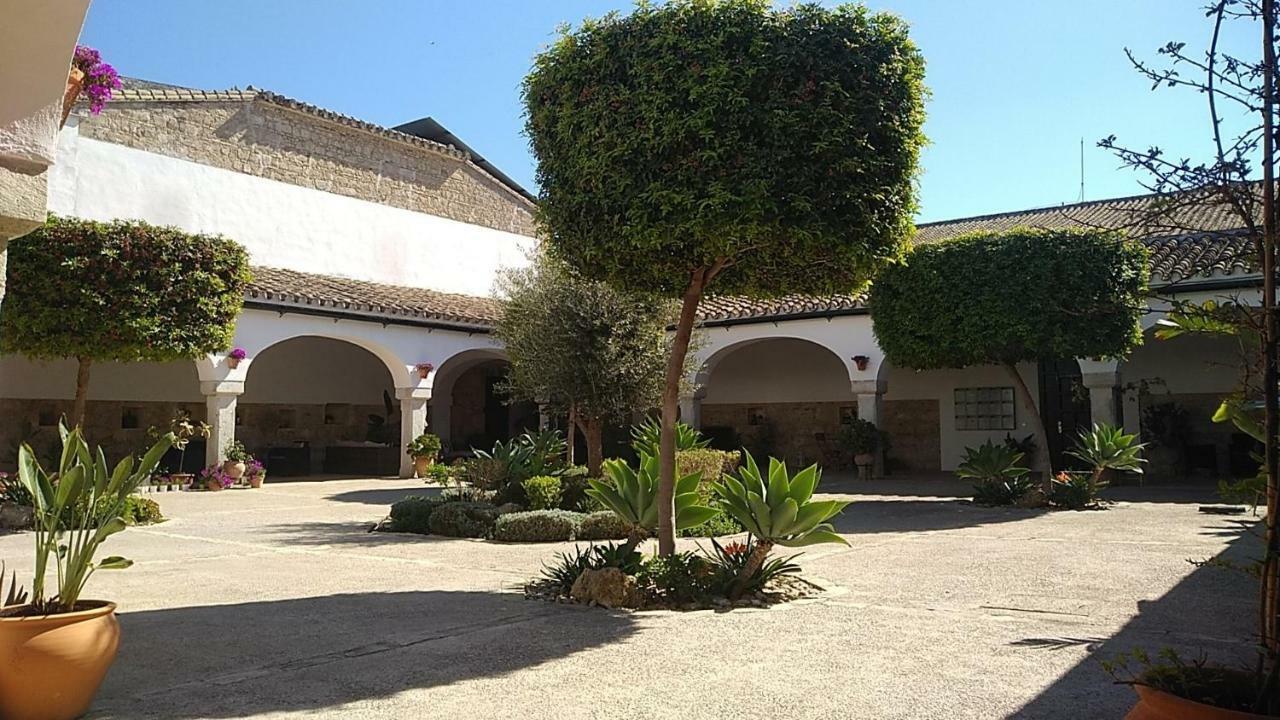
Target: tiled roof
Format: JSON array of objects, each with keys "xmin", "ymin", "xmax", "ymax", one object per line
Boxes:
[
  {"xmin": 697, "ymin": 294, "xmax": 864, "ymax": 323},
  {"xmin": 246, "ymin": 267, "xmax": 501, "ymax": 330},
  {"xmin": 102, "ymin": 81, "xmax": 534, "ymax": 208}
]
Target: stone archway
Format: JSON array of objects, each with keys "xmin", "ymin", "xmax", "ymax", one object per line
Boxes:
[{"xmin": 430, "ymin": 349, "xmax": 538, "ymax": 455}]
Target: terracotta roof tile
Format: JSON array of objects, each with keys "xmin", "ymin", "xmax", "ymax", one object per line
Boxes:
[{"xmin": 246, "ymin": 267, "xmax": 500, "ymax": 330}]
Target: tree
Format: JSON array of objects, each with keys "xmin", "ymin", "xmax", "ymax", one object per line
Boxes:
[
  {"xmin": 495, "ymin": 254, "xmax": 672, "ymax": 476},
  {"xmin": 0, "ymin": 216, "xmax": 251, "ymax": 426},
  {"xmin": 524, "ymin": 0, "xmax": 926, "ymax": 554},
  {"xmin": 868, "ymin": 228, "xmax": 1150, "ymax": 476},
  {"xmin": 1098, "ymin": 1, "xmax": 1280, "ymax": 708}
]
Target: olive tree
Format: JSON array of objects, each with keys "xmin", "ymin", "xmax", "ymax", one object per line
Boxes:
[
  {"xmin": 495, "ymin": 253, "xmax": 672, "ymax": 476},
  {"xmin": 524, "ymin": 0, "xmax": 926, "ymax": 554},
  {"xmin": 868, "ymin": 228, "xmax": 1150, "ymax": 474},
  {"xmin": 1, "ymin": 216, "xmax": 251, "ymax": 426}
]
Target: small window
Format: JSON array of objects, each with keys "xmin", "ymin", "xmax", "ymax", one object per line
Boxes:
[
  {"xmin": 748, "ymin": 407, "xmax": 767, "ymax": 426},
  {"xmin": 955, "ymin": 387, "xmax": 1015, "ymax": 431},
  {"xmin": 120, "ymin": 407, "xmax": 140, "ymax": 429},
  {"xmin": 839, "ymin": 406, "xmax": 857, "ymax": 424}
]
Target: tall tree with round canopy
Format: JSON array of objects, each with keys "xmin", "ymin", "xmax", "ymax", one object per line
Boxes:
[
  {"xmin": 868, "ymin": 227, "xmax": 1150, "ymax": 475},
  {"xmin": 524, "ymin": 0, "xmax": 926, "ymax": 554},
  {"xmin": 1, "ymin": 216, "xmax": 251, "ymax": 426}
]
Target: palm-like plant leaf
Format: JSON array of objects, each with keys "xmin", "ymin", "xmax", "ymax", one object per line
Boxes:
[
  {"xmin": 955, "ymin": 441, "xmax": 1029, "ymax": 482},
  {"xmin": 1067, "ymin": 423, "xmax": 1147, "ymax": 474},
  {"xmin": 712, "ymin": 451, "xmax": 849, "ymax": 547},
  {"xmin": 588, "ymin": 453, "xmax": 714, "ymax": 534}
]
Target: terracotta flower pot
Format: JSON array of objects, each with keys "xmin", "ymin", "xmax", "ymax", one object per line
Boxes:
[
  {"xmin": 227, "ymin": 356, "xmax": 241, "ymax": 369},
  {"xmin": 1126, "ymin": 685, "xmax": 1270, "ymax": 720},
  {"xmin": 170, "ymin": 472, "xmax": 194, "ymax": 490},
  {"xmin": 248, "ymin": 475, "xmax": 264, "ymax": 489},
  {"xmin": 205, "ymin": 478, "xmax": 224, "ymax": 492},
  {"xmin": 223, "ymin": 460, "xmax": 246, "ymax": 480},
  {"xmin": 61, "ymin": 67, "xmax": 85, "ymax": 128},
  {"xmin": 0, "ymin": 601, "xmax": 120, "ymax": 720},
  {"xmin": 413, "ymin": 455, "xmax": 434, "ymax": 478}
]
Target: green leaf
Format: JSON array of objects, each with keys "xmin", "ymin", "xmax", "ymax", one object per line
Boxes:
[
  {"xmin": 776, "ymin": 527, "xmax": 849, "ymax": 548},
  {"xmin": 96, "ymin": 556, "xmax": 133, "ymax": 570}
]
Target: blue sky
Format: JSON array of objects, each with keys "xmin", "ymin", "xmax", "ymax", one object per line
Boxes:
[{"xmin": 81, "ymin": 1, "xmax": 1257, "ymax": 223}]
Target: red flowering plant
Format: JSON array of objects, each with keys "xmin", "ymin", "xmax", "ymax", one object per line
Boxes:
[
  {"xmin": 703, "ymin": 537, "xmax": 801, "ymax": 598},
  {"xmin": 72, "ymin": 45, "xmax": 121, "ymax": 114}
]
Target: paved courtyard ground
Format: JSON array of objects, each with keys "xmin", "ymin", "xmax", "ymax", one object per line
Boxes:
[{"xmin": 0, "ymin": 476, "xmax": 1257, "ymax": 719}]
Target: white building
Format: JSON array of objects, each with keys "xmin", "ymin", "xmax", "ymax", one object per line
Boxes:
[{"xmin": 0, "ymin": 79, "xmax": 1257, "ymax": 481}]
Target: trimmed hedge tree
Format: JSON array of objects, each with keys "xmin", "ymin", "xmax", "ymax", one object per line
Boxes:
[
  {"xmin": 524, "ymin": 0, "xmax": 926, "ymax": 554},
  {"xmin": 868, "ymin": 227, "xmax": 1150, "ymax": 474},
  {"xmin": 0, "ymin": 216, "xmax": 251, "ymax": 425}
]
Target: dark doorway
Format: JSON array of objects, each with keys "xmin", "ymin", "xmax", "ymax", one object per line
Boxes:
[
  {"xmin": 1038, "ymin": 358, "xmax": 1090, "ymax": 469},
  {"xmin": 484, "ymin": 376, "xmax": 509, "ymax": 443}
]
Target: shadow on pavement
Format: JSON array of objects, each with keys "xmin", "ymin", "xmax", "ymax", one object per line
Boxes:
[
  {"xmin": 826, "ymin": 499, "xmax": 1048, "ymax": 535},
  {"xmin": 1009, "ymin": 522, "xmax": 1259, "ymax": 719},
  {"xmin": 325, "ymin": 486, "xmax": 443, "ymax": 507},
  {"xmin": 90, "ymin": 591, "xmax": 637, "ymax": 719}
]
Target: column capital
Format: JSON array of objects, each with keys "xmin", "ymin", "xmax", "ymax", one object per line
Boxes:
[
  {"xmin": 200, "ymin": 380, "xmax": 244, "ymax": 396},
  {"xmin": 395, "ymin": 387, "xmax": 432, "ymax": 401},
  {"xmin": 851, "ymin": 379, "xmax": 886, "ymax": 396}
]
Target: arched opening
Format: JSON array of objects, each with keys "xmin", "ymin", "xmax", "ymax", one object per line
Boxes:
[
  {"xmin": 1121, "ymin": 328, "xmax": 1250, "ymax": 480},
  {"xmin": 699, "ymin": 337, "xmax": 854, "ymax": 467},
  {"xmin": 431, "ymin": 350, "xmax": 538, "ymax": 455},
  {"xmin": 241, "ymin": 336, "xmax": 399, "ymax": 477}
]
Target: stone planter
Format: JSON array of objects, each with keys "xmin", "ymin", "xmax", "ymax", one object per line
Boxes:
[
  {"xmin": 0, "ymin": 503, "xmax": 33, "ymax": 531},
  {"xmin": 223, "ymin": 460, "xmax": 246, "ymax": 481}
]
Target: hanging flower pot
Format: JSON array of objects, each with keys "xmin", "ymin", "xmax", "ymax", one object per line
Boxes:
[
  {"xmin": 415, "ymin": 362, "xmax": 434, "ymax": 379},
  {"xmin": 852, "ymin": 355, "xmax": 870, "ymax": 372},
  {"xmin": 227, "ymin": 347, "xmax": 247, "ymax": 369},
  {"xmin": 60, "ymin": 67, "xmax": 85, "ymax": 128}
]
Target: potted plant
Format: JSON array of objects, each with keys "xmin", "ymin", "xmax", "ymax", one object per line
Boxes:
[
  {"xmin": 406, "ymin": 432, "xmax": 442, "ymax": 478},
  {"xmin": 244, "ymin": 459, "xmax": 266, "ymax": 489},
  {"xmin": 64, "ymin": 46, "xmax": 120, "ymax": 126},
  {"xmin": 222, "ymin": 440, "xmax": 251, "ymax": 480},
  {"xmin": 838, "ymin": 418, "xmax": 881, "ymax": 480},
  {"xmin": 227, "ymin": 347, "xmax": 247, "ymax": 369},
  {"xmin": 415, "ymin": 362, "xmax": 434, "ymax": 380},
  {"xmin": 0, "ymin": 425, "xmax": 172, "ymax": 720},
  {"xmin": 150, "ymin": 411, "xmax": 209, "ymax": 487},
  {"xmin": 198, "ymin": 465, "xmax": 232, "ymax": 492}
]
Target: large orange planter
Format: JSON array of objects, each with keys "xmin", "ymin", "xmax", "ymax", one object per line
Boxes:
[
  {"xmin": 0, "ymin": 601, "xmax": 120, "ymax": 720},
  {"xmin": 1126, "ymin": 685, "xmax": 1272, "ymax": 720}
]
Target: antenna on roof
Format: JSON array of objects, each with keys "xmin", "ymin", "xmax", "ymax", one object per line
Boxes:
[{"xmin": 1079, "ymin": 137, "xmax": 1086, "ymax": 203}]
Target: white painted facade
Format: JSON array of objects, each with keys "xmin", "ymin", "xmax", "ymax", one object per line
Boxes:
[{"xmin": 47, "ymin": 121, "xmax": 534, "ymax": 296}]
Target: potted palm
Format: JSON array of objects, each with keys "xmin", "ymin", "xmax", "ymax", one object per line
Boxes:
[
  {"xmin": 151, "ymin": 411, "xmax": 209, "ymax": 488},
  {"xmin": 0, "ymin": 425, "xmax": 172, "ymax": 720},
  {"xmin": 406, "ymin": 432, "xmax": 442, "ymax": 478}
]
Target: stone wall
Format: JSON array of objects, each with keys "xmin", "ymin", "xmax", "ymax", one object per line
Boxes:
[
  {"xmin": 77, "ymin": 98, "xmax": 535, "ymax": 237},
  {"xmin": 882, "ymin": 399, "xmax": 942, "ymax": 472},
  {"xmin": 702, "ymin": 401, "xmax": 855, "ymax": 469}
]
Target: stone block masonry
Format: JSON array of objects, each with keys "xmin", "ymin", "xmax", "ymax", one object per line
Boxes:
[{"xmin": 78, "ymin": 97, "xmax": 535, "ymax": 238}]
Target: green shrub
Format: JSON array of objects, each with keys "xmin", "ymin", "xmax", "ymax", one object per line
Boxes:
[
  {"xmin": 459, "ymin": 457, "xmax": 511, "ymax": 493},
  {"xmin": 388, "ymin": 495, "xmax": 447, "ymax": 534},
  {"xmin": 704, "ymin": 538, "xmax": 800, "ymax": 597},
  {"xmin": 1050, "ymin": 471, "xmax": 1103, "ymax": 510},
  {"xmin": 676, "ymin": 449, "xmax": 740, "ymax": 486},
  {"xmin": 971, "ymin": 476, "xmax": 1037, "ymax": 507},
  {"xmin": 577, "ymin": 511, "xmax": 633, "ymax": 541},
  {"xmin": 638, "ymin": 552, "xmax": 711, "ymax": 604},
  {"xmin": 493, "ymin": 509, "xmax": 584, "ymax": 542},
  {"xmin": 427, "ymin": 501, "xmax": 498, "ymax": 538},
  {"xmin": 558, "ymin": 466, "xmax": 591, "ymax": 510},
  {"xmin": 678, "ymin": 508, "xmax": 745, "ymax": 538},
  {"xmin": 522, "ymin": 475, "xmax": 562, "ymax": 511},
  {"xmin": 118, "ymin": 495, "xmax": 164, "ymax": 526}
]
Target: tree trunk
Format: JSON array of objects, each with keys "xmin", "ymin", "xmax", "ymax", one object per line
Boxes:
[
  {"xmin": 566, "ymin": 402, "xmax": 577, "ymax": 466},
  {"xmin": 1002, "ymin": 362, "xmax": 1052, "ymax": 487},
  {"xmin": 584, "ymin": 416, "xmax": 604, "ymax": 478},
  {"xmin": 657, "ymin": 272, "xmax": 707, "ymax": 556},
  {"xmin": 71, "ymin": 356, "xmax": 92, "ymax": 429},
  {"xmin": 729, "ymin": 539, "xmax": 774, "ymax": 600},
  {"xmin": 1259, "ymin": 0, "xmax": 1280, "ymax": 706}
]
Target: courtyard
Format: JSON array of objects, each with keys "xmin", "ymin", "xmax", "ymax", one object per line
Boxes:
[{"xmin": 0, "ymin": 476, "xmax": 1253, "ymax": 719}]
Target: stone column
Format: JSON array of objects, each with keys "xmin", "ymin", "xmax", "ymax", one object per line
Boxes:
[
  {"xmin": 678, "ymin": 390, "xmax": 704, "ymax": 429},
  {"xmin": 1078, "ymin": 359, "xmax": 1121, "ymax": 428},
  {"xmin": 851, "ymin": 379, "xmax": 887, "ymax": 477},
  {"xmin": 397, "ymin": 387, "xmax": 432, "ymax": 478},
  {"xmin": 201, "ymin": 380, "xmax": 244, "ymax": 469}
]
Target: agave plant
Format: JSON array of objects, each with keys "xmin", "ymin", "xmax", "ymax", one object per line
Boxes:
[
  {"xmin": 18, "ymin": 423, "xmax": 173, "ymax": 613},
  {"xmin": 630, "ymin": 416, "xmax": 709, "ymax": 458},
  {"xmin": 588, "ymin": 453, "xmax": 718, "ymax": 551},
  {"xmin": 955, "ymin": 440, "xmax": 1030, "ymax": 483},
  {"xmin": 712, "ymin": 454, "xmax": 849, "ymax": 599},
  {"xmin": 1067, "ymin": 423, "xmax": 1146, "ymax": 487},
  {"xmin": 1, "ymin": 561, "xmax": 27, "ymax": 608}
]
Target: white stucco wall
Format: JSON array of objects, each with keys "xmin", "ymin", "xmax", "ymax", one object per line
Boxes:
[
  {"xmin": 240, "ymin": 337, "xmax": 393, "ymax": 405},
  {"xmin": 46, "ymin": 124, "xmax": 534, "ymax": 296},
  {"xmin": 701, "ymin": 337, "xmax": 854, "ymax": 404},
  {"xmin": 0, "ymin": 354, "xmax": 202, "ymax": 402}
]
